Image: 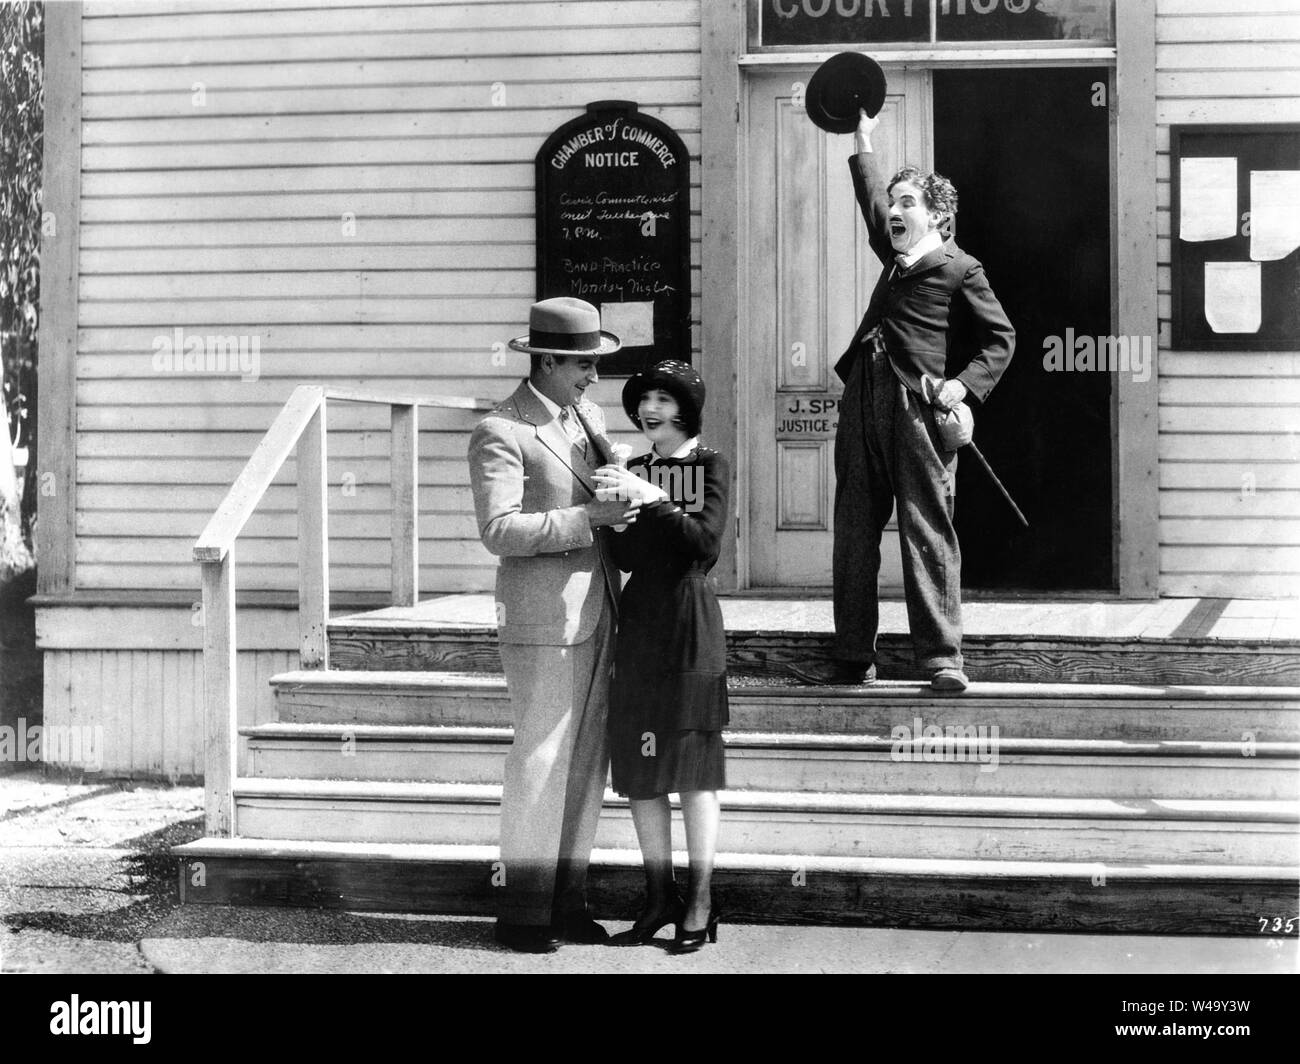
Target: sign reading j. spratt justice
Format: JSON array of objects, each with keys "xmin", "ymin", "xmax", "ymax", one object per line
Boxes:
[
  {"xmin": 758, "ymin": 0, "xmax": 1114, "ymax": 48},
  {"xmin": 535, "ymin": 101, "xmax": 691, "ymax": 377},
  {"xmin": 776, "ymin": 393, "xmax": 840, "ymax": 439}
]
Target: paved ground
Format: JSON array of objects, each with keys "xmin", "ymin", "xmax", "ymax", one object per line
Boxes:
[
  {"xmin": 133, "ymin": 909, "xmax": 1298, "ymax": 975},
  {"xmin": 1, "ymin": 771, "xmax": 1296, "ymax": 975}
]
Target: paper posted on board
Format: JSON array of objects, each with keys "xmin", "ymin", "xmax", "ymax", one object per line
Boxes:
[
  {"xmin": 1180, "ymin": 157, "xmax": 1238, "ymax": 242},
  {"xmin": 1204, "ymin": 261, "xmax": 1261, "ymax": 334},
  {"xmin": 1249, "ymin": 170, "xmax": 1300, "ymax": 261},
  {"xmin": 600, "ymin": 301, "xmax": 655, "ymax": 347}
]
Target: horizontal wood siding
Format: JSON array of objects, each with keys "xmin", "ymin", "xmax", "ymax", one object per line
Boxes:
[
  {"xmin": 78, "ymin": 0, "xmax": 702, "ymax": 595},
  {"xmin": 1155, "ymin": 0, "xmax": 1300, "ymax": 598},
  {"xmin": 43, "ymin": 648, "xmax": 294, "ymax": 777}
]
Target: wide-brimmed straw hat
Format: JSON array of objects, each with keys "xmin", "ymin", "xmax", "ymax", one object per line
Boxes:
[{"xmin": 507, "ymin": 296, "xmax": 621, "ymax": 357}]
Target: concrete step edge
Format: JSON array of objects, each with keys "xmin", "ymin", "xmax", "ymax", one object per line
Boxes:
[
  {"xmin": 172, "ymin": 837, "xmax": 1300, "ymax": 882},
  {"xmin": 239, "ymin": 722, "xmax": 1300, "ymax": 758},
  {"xmin": 269, "ymin": 670, "xmax": 1300, "ymax": 700},
  {"xmin": 326, "ymin": 618, "xmax": 1300, "ymax": 647},
  {"xmin": 230, "ymin": 778, "xmax": 1300, "ymax": 822}
]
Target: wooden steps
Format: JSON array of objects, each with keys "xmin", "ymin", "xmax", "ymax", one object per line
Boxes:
[
  {"xmin": 230, "ymin": 777, "xmax": 1299, "ymax": 865},
  {"xmin": 178, "ymin": 669, "xmax": 1300, "ymax": 933},
  {"xmin": 174, "ymin": 838, "xmax": 1300, "ymax": 936},
  {"xmin": 326, "ymin": 618, "xmax": 1300, "ymax": 687},
  {"xmin": 244, "ymin": 722, "xmax": 1300, "ymax": 800},
  {"xmin": 270, "ymin": 671, "xmax": 1300, "ymax": 741}
]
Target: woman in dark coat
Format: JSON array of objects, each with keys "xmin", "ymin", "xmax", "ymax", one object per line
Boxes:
[{"xmin": 592, "ymin": 360, "xmax": 729, "ymax": 953}]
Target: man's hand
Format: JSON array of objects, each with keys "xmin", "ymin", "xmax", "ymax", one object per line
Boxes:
[
  {"xmin": 585, "ymin": 497, "xmax": 640, "ymax": 528},
  {"xmin": 932, "ymin": 379, "xmax": 968, "ymax": 411},
  {"xmin": 854, "ymin": 109, "xmax": 880, "ymax": 154}
]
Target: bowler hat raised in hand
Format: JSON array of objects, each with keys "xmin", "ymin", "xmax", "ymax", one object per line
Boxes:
[
  {"xmin": 508, "ymin": 296, "xmax": 622, "ymax": 357},
  {"xmin": 805, "ymin": 52, "xmax": 888, "ymax": 134}
]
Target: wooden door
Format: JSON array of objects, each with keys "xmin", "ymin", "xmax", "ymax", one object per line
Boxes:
[{"xmin": 744, "ymin": 67, "xmax": 929, "ymax": 588}]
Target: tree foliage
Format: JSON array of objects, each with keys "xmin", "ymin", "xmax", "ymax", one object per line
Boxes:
[{"xmin": 1, "ymin": 0, "xmax": 43, "ymax": 550}]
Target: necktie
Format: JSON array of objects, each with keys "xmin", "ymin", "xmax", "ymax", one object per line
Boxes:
[{"xmin": 561, "ymin": 406, "xmax": 588, "ymax": 458}]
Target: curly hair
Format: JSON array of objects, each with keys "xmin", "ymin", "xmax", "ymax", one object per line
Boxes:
[{"xmin": 888, "ymin": 166, "xmax": 959, "ymax": 218}]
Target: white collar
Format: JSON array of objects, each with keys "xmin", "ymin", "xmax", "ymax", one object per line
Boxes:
[
  {"xmin": 526, "ymin": 379, "xmax": 565, "ymax": 421},
  {"xmin": 897, "ymin": 230, "xmax": 944, "ymax": 269},
  {"xmin": 651, "ymin": 436, "xmax": 700, "ymax": 462}
]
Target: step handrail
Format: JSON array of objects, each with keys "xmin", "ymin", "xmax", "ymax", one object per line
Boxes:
[
  {"xmin": 191, "ymin": 384, "xmax": 495, "ymax": 835},
  {"xmin": 194, "ymin": 385, "xmax": 325, "ymax": 563}
]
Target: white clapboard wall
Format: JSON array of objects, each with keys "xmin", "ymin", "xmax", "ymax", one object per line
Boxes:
[
  {"xmin": 43, "ymin": 647, "xmax": 297, "ymax": 779},
  {"xmin": 78, "ymin": 0, "xmax": 702, "ymax": 595},
  {"xmin": 1155, "ymin": 0, "xmax": 1300, "ymax": 598}
]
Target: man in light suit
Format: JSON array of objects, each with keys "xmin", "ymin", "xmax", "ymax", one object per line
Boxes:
[{"xmin": 468, "ymin": 297, "xmax": 639, "ymax": 953}]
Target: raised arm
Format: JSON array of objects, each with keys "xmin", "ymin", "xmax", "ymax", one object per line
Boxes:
[{"xmin": 848, "ymin": 110, "xmax": 894, "ymax": 265}]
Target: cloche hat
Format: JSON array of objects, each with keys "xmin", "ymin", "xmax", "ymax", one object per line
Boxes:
[{"xmin": 622, "ymin": 359, "xmax": 705, "ymax": 438}]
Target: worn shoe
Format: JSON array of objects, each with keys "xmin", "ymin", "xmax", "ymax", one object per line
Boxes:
[
  {"xmin": 552, "ymin": 911, "xmax": 610, "ymax": 944},
  {"xmin": 788, "ymin": 659, "xmax": 877, "ymax": 686},
  {"xmin": 930, "ymin": 668, "xmax": 969, "ymax": 693},
  {"xmin": 494, "ymin": 922, "xmax": 560, "ymax": 954}
]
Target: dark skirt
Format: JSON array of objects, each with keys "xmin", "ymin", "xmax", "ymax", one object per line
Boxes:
[
  {"xmin": 609, "ymin": 571, "xmax": 729, "ymax": 799},
  {"xmin": 610, "ymin": 725, "xmax": 726, "ymax": 800}
]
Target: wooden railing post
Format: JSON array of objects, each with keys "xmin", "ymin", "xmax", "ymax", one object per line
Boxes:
[
  {"xmin": 195, "ymin": 387, "xmax": 493, "ymax": 843},
  {"xmin": 201, "ymin": 554, "xmax": 236, "ymax": 836},
  {"xmin": 297, "ymin": 399, "xmax": 329, "ymax": 669},
  {"xmin": 391, "ymin": 403, "xmax": 418, "ymax": 607}
]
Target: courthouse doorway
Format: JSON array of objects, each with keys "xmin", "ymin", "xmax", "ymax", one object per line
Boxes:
[{"xmin": 743, "ymin": 63, "xmax": 1114, "ymax": 591}]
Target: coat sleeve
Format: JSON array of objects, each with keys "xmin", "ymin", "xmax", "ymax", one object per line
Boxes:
[
  {"xmin": 607, "ymin": 518, "xmax": 640, "ymax": 572},
  {"xmin": 607, "ymin": 455, "xmax": 648, "ymax": 572},
  {"xmin": 849, "ymin": 152, "xmax": 895, "ymax": 266},
  {"xmin": 952, "ymin": 261, "xmax": 1016, "ymax": 403},
  {"xmin": 467, "ymin": 417, "xmax": 594, "ymax": 557},
  {"xmin": 636, "ymin": 451, "xmax": 731, "ymax": 563}
]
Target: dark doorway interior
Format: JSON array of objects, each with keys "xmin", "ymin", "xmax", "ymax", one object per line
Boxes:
[{"xmin": 934, "ymin": 67, "xmax": 1114, "ymax": 590}]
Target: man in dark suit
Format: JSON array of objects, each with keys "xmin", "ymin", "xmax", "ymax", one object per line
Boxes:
[
  {"xmin": 791, "ymin": 110, "xmax": 1015, "ymax": 692},
  {"xmin": 468, "ymin": 297, "xmax": 639, "ymax": 952}
]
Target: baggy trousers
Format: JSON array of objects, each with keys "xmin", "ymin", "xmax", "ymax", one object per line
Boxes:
[
  {"xmin": 832, "ymin": 341, "xmax": 963, "ymax": 673},
  {"xmin": 496, "ymin": 599, "xmax": 614, "ymax": 927}
]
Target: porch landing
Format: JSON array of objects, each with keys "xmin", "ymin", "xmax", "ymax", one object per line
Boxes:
[{"xmin": 327, "ymin": 595, "xmax": 1300, "ymax": 687}]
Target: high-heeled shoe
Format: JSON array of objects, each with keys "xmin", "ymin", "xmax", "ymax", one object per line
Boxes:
[
  {"xmin": 669, "ymin": 908, "xmax": 719, "ymax": 954},
  {"xmin": 608, "ymin": 897, "xmax": 686, "ymax": 947}
]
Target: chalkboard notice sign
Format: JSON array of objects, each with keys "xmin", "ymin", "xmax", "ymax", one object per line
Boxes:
[
  {"xmin": 535, "ymin": 101, "xmax": 691, "ymax": 377},
  {"xmin": 1171, "ymin": 124, "xmax": 1300, "ymax": 351}
]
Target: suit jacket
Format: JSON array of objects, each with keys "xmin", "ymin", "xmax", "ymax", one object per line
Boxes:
[
  {"xmin": 468, "ymin": 380, "xmax": 620, "ymax": 646},
  {"xmin": 835, "ymin": 152, "xmax": 1015, "ymax": 402}
]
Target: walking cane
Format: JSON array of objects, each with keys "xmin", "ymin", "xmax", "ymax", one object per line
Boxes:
[
  {"xmin": 963, "ymin": 439, "xmax": 1030, "ymax": 529},
  {"xmin": 921, "ymin": 375, "xmax": 1029, "ymax": 530}
]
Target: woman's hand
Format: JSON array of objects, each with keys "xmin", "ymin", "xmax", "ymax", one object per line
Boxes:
[{"xmin": 593, "ymin": 464, "xmax": 668, "ymax": 506}]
